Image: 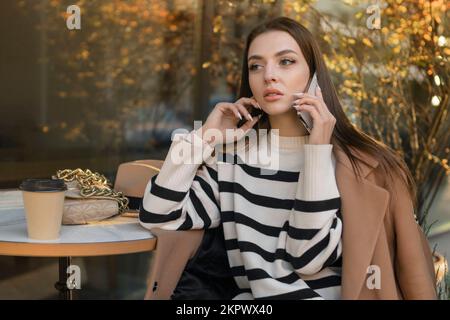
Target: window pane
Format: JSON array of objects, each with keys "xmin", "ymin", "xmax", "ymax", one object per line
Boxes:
[{"xmin": 0, "ymin": 0, "xmax": 199, "ymax": 188}]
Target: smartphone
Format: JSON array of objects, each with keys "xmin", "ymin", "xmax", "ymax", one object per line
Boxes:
[
  {"xmin": 294, "ymin": 72, "xmax": 318, "ymax": 133},
  {"xmin": 237, "ymin": 99, "xmax": 264, "ymax": 128}
]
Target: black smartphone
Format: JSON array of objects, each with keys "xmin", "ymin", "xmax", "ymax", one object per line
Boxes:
[{"xmin": 236, "ymin": 102, "xmax": 263, "ymax": 128}]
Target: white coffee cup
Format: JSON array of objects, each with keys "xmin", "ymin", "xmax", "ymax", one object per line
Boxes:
[{"xmin": 19, "ymin": 179, "xmax": 67, "ymax": 240}]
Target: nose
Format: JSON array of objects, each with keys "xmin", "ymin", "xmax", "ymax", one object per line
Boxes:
[{"xmin": 264, "ymin": 63, "xmax": 279, "ymax": 84}]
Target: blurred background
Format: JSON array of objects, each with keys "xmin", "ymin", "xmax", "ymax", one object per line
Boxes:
[{"xmin": 0, "ymin": 0, "xmax": 448, "ymax": 299}]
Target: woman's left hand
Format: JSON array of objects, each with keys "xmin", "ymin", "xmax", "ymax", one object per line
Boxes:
[{"xmin": 292, "ymin": 86, "xmax": 336, "ymax": 145}]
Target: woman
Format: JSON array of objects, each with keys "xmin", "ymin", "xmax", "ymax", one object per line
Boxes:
[{"xmin": 139, "ymin": 17, "xmax": 437, "ymax": 300}]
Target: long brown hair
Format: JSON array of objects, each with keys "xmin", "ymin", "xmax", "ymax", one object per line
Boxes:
[{"xmin": 238, "ymin": 17, "xmax": 417, "ymax": 209}]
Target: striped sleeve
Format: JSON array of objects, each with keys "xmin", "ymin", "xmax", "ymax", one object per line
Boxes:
[
  {"xmin": 285, "ymin": 144, "xmax": 343, "ymax": 275},
  {"xmin": 139, "ymin": 130, "xmax": 221, "ymax": 231}
]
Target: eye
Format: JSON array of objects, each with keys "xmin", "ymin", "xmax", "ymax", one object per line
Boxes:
[
  {"xmin": 249, "ymin": 64, "xmax": 262, "ymax": 71},
  {"xmin": 280, "ymin": 58, "xmax": 295, "ymax": 66}
]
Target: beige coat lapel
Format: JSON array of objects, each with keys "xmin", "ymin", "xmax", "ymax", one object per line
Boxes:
[{"xmin": 332, "ymin": 145, "xmax": 390, "ymax": 299}]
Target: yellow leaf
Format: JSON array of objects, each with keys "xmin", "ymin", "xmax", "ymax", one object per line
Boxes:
[
  {"xmin": 123, "ymin": 78, "xmax": 135, "ymax": 85},
  {"xmin": 362, "ymin": 38, "xmax": 373, "ymax": 47},
  {"xmin": 80, "ymin": 50, "xmax": 89, "ymax": 60}
]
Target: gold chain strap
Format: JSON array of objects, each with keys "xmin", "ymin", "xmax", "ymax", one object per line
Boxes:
[{"xmin": 55, "ymin": 168, "xmax": 129, "ymax": 214}]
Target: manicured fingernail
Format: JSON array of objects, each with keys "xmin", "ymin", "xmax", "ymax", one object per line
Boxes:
[
  {"xmin": 247, "ymin": 114, "xmax": 253, "ymax": 121},
  {"xmin": 237, "ymin": 112, "xmax": 242, "ymax": 120}
]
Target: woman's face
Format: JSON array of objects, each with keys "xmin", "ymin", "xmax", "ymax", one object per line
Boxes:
[{"xmin": 248, "ymin": 31, "xmax": 310, "ymax": 116}]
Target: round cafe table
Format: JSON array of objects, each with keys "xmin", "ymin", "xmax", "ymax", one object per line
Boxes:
[{"xmin": 0, "ymin": 190, "xmax": 156, "ymax": 300}]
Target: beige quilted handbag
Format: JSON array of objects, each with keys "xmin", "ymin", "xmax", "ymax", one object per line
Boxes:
[{"xmin": 53, "ymin": 169, "xmax": 129, "ymax": 225}]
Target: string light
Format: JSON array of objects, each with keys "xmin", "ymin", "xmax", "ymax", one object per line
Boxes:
[
  {"xmin": 434, "ymin": 75, "xmax": 441, "ymax": 86},
  {"xmin": 437, "ymin": 36, "xmax": 447, "ymax": 47},
  {"xmin": 431, "ymin": 95, "xmax": 441, "ymax": 106}
]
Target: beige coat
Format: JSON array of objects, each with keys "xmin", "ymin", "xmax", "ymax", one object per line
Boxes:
[{"xmin": 144, "ymin": 144, "xmax": 437, "ymax": 300}]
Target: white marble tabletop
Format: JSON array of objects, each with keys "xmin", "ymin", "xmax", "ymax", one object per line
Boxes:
[{"xmin": 0, "ymin": 190, "xmax": 154, "ymax": 244}]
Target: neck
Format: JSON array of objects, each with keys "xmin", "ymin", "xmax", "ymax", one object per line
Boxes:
[{"xmin": 268, "ymin": 108, "xmax": 309, "ymax": 137}]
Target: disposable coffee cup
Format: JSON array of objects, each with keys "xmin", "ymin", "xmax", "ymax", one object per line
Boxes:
[{"xmin": 19, "ymin": 179, "xmax": 67, "ymax": 240}]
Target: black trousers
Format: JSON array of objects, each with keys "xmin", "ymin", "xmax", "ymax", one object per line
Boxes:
[{"xmin": 171, "ymin": 224, "xmax": 241, "ymax": 300}]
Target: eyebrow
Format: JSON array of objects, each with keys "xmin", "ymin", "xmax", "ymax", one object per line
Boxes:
[{"xmin": 248, "ymin": 49, "xmax": 298, "ymax": 62}]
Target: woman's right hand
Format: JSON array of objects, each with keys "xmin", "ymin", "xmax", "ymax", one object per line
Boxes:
[{"xmin": 198, "ymin": 97, "xmax": 262, "ymax": 146}]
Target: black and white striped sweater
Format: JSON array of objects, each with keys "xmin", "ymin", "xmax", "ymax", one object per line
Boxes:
[{"xmin": 139, "ymin": 129, "xmax": 343, "ymax": 300}]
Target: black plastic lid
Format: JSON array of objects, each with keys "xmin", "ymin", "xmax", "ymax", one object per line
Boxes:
[{"xmin": 19, "ymin": 179, "xmax": 67, "ymax": 192}]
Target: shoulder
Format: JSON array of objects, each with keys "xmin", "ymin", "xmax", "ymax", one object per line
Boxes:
[
  {"xmin": 333, "ymin": 143, "xmax": 381, "ymax": 180},
  {"xmin": 334, "ymin": 141, "xmax": 417, "ymax": 213},
  {"xmin": 333, "ymin": 143, "xmax": 413, "ymax": 203}
]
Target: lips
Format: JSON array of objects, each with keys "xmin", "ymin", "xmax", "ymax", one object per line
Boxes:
[
  {"xmin": 263, "ymin": 88, "xmax": 283, "ymax": 97},
  {"xmin": 264, "ymin": 94, "xmax": 283, "ymax": 102},
  {"xmin": 263, "ymin": 88, "xmax": 284, "ymax": 102}
]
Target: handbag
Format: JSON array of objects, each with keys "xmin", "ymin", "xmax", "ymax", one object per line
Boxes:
[{"xmin": 53, "ymin": 169, "xmax": 129, "ymax": 225}]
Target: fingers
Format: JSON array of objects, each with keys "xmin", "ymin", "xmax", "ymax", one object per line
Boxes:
[
  {"xmin": 313, "ymin": 86, "xmax": 326, "ymax": 114},
  {"xmin": 222, "ymin": 103, "xmax": 243, "ymax": 121},
  {"xmin": 217, "ymin": 96, "xmax": 263, "ymax": 124},
  {"xmin": 237, "ymin": 97, "xmax": 261, "ymax": 110},
  {"xmin": 249, "ymin": 97, "xmax": 262, "ymax": 109},
  {"xmin": 293, "ymin": 88, "xmax": 334, "ymax": 119},
  {"xmin": 292, "ymin": 101, "xmax": 332, "ymax": 123},
  {"xmin": 293, "ymin": 104, "xmax": 321, "ymax": 123},
  {"xmin": 291, "ymin": 87, "xmax": 336, "ymax": 136},
  {"xmin": 237, "ymin": 114, "xmax": 262, "ymax": 138},
  {"xmin": 235, "ymin": 103, "xmax": 253, "ymax": 121},
  {"xmin": 292, "ymin": 95, "xmax": 328, "ymax": 118},
  {"xmin": 291, "ymin": 87, "xmax": 336, "ymax": 145},
  {"xmin": 221, "ymin": 100, "xmax": 260, "ymax": 122},
  {"xmin": 292, "ymin": 88, "xmax": 322, "ymax": 101}
]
